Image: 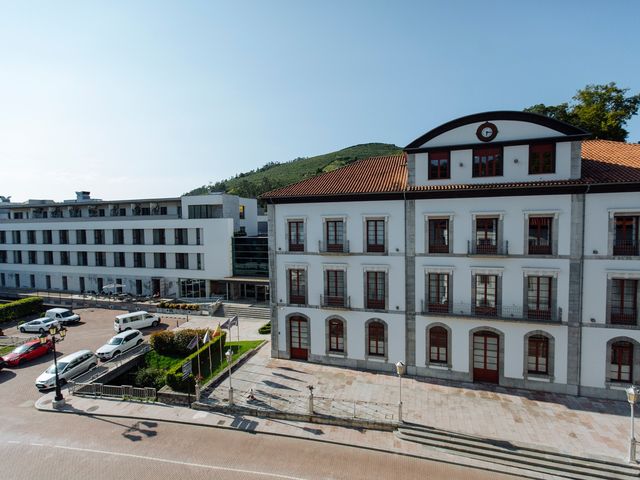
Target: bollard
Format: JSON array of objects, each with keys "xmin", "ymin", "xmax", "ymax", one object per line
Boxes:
[
  {"xmin": 195, "ymin": 383, "xmax": 201, "ymax": 402},
  {"xmin": 308, "ymin": 392, "xmax": 314, "ymax": 415},
  {"xmin": 228, "ymin": 387, "xmax": 234, "ymax": 406}
]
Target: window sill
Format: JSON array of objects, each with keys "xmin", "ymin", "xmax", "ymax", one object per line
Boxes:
[
  {"xmin": 327, "ymin": 352, "xmax": 347, "ymax": 358},
  {"xmin": 606, "ymin": 381, "xmax": 632, "ymax": 390},
  {"xmin": 366, "ymin": 356, "xmax": 388, "ymax": 363},
  {"xmin": 427, "ymin": 363, "xmax": 450, "ymax": 370},
  {"xmin": 525, "ymin": 374, "xmax": 553, "ymax": 383}
]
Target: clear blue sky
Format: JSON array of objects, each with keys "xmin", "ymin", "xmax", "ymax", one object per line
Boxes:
[{"xmin": 1, "ymin": 1, "xmax": 639, "ymax": 201}]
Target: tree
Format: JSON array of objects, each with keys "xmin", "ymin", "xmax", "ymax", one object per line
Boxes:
[{"xmin": 525, "ymin": 82, "xmax": 640, "ymax": 141}]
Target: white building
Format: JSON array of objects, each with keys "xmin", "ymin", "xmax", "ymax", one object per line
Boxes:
[
  {"xmin": 262, "ymin": 111, "xmax": 640, "ymax": 400},
  {"xmin": 0, "ymin": 191, "xmax": 268, "ymax": 300}
]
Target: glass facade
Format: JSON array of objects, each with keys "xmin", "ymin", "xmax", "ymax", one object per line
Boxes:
[{"xmin": 232, "ymin": 237, "xmax": 268, "ymax": 277}]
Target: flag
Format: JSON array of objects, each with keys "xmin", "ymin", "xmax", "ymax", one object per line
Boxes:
[
  {"xmin": 203, "ymin": 329, "xmax": 210, "ymax": 344},
  {"xmin": 229, "ymin": 315, "xmax": 239, "ymax": 328},
  {"xmin": 187, "ymin": 335, "xmax": 198, "ymax": 350},
  {"xmin": 212, "ymin": 323, "xmax": 222, "ymax": 338}
]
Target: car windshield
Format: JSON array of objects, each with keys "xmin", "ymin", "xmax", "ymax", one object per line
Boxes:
[
  {"xmin": 13, "ymin": 344, "xmax": 31, "ymax": 354},
  {"xmin": 60, "ymin": 311, "xmax": 73, "ymax": 318},
  {"xmin": 46, "ymin": 362, "xmax": 68, "ymax": 374},
  {"xmin": 108, "ymin": 337, "xmax": 123, "ymax": 345}
]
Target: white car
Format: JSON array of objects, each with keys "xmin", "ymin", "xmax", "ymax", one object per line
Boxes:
[
  {"xmin": 45, "ymin": 308, "xmax": 81, "ymax": 325},
  {"xmin": 19, "ymin": 317, "xmax": 59, "ymax": 334},
  {"xmin": 96, "ymin": 330, "xmax": 144, "ymax": 361},
  {"xmin": 35, "ymin": 350, "xmax": 97, "ymax": 390}
]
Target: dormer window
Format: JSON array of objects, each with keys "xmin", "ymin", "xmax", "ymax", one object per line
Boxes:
[
  {"xmin": 428, "ymin": 151, "xmax": 450, "ymax": 180},
  {"xmin": 472, "ymin": 147, "xmax": 502, "ymax": 177},
  {"xmin": 529, "ymin": 144, "xmax": 555, "ymax": 174}
]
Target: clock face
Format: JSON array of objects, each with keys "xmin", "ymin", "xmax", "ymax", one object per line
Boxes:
[{"xmin": 476, "ymin": 122, "xmax": 498, "ymax": 142}]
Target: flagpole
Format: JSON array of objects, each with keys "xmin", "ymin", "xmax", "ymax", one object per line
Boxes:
[
  {"xmin": 207, "ymin": 329, "xmax": 213, "ymax": 376},
  {"xmin": 196, "ymin": 335, "xmax": 201, "ymax": 381}
]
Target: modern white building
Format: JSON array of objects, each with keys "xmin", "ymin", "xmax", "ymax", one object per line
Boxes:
[
  {"xmin": 262, "ymin": 111, "xmax": 640, "ymax": 400},
  {"xmin": 0, "ymin": 191, "xmax": 269, "ymax": 301}
]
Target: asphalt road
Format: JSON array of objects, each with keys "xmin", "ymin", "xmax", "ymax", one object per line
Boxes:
[{"xmin": 0, "ymin": 308, "xmax": 517, "ymax": 480}]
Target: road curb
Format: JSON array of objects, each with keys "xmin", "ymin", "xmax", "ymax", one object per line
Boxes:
[{"xmin": 34, "ymin": 397, "xmax": 546, "ymax": 480}]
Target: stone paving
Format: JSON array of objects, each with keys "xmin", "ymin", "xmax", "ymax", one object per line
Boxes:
[{"xmin": 206, "ymin": 343, "xmax": 632, "ymax": 460}]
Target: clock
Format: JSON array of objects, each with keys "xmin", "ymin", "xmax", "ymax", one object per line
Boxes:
[{"xmin": 476, "ymin": 122, "xmax": 498, "ymax": 142}]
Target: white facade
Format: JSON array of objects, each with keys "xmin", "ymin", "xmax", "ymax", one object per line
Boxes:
[
  {"xmin": 267, "ymin": 111, "xmax": 640, "ymax": 399},
  {"xmin": 0, "ymin": 192, "xmax": 258, "ymax": 299}
]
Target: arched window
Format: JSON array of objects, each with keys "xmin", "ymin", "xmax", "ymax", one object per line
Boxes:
[
  {"xmin": 328, "ymin": 319, "xmax": 344, "ymax": 353},
  {"xmin": 429, "ymin": 326, "xmax": 448, "ymax": 364},
  {"xmin": 611, "ymin": 341, "xmax": 633, "ymax": 383},
  {"xmin": 527, "ymin": 335, "xmax": 549, "ymax": 374},
  {"xmin": 368, "ymin": 321, "xmax": 385, "ymax": 357}
]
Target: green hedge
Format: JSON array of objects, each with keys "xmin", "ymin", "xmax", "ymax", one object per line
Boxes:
[
  {"xmin": 166, "ymin": 333, "xmax": 227, "ymax": 392},
  {"xmin": 258, "ymin": 322, "xmax": 271, "ymax": 334},
  {"xmin": 150, "ymin": 328, "xmax": 211, "ymax": 356},
  {"xmin": 0, "ymin": 297, "xmax": 44, "ymax": 323},
  {"xmin": 158, "ymin": 301, "xmax": 200, "ymax": 311}
]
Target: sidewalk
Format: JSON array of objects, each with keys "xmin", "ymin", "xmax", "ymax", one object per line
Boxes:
[
  {"xmin": 204, "ymin": 343, "xmax": 632, "ymax": 462},
  {"xmin": 34, "ymin": 393, "xmax": 550, "ymax": 480}
]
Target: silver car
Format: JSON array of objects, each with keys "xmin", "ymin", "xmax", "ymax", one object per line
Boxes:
[{"xmin": 19, "ymin": 317, "xmax": 59, "ymax": 334}]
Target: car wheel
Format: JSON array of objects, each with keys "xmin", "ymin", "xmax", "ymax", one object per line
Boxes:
[
  {"xmin": 124, "ymin": 327, "xmax": 131, "ymax": 331},
  {"xmin": 136, "ymin": 339, "xmax": 143, "ymax": 346},
  {"xmin": 152, "ymin": 320, "xmax": 159, "ymax": 327},
  {"xmin": 39, "ymin": 328, "xmax": 45, "ymax": 334},
  {"xmin": 112, "ymin": 351, "xmax": 120, "ymax": 358},
  {"xmin": 19, "ymin": 327, "xmax": 26, "ymax": 333}
]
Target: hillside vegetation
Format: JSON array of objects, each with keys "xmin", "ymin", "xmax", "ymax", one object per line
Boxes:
[{"xmin": 186, "ymin": 143, "xmax": 402, "ymax": 198}]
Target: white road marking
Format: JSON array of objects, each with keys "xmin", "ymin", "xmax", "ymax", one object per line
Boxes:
[{"xmin": 52, "ymin": 444, "xmax": 306, "ymax": 480}]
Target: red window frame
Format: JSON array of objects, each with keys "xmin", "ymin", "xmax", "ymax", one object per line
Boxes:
[
  {"xmin": 611, "ymin": 341, "xmax": 633, "ymax": 383},
  {"xmin": 368, "ymin": 322, "xmax": 385, "ymax": 356},
  {"xmin": 529, "ymin": 143, "xmax": 556, "ymax": 174},
  {"xmin": 614, "ymin": 216, "xmax": 639, "ymax": 256},
  {"xmin": 528, "ymin": 217, "xmax": 552, "ymax": 255},
  {"xmin": 473, "ymin": 147, "xmax": 502, "ymax": 177},
  {"xmin": 325, "ymin": 270, "xmax": 345, "ymax": 307},
  {"xmin": 366, "ymin": 271, "xmax": 386, "ymax": 310},
  {"xmin": 428, "ymin": 273, "xmax": 449, "ymax": 313},
  {"xmin": 366, "ymin": 220, "xmax": 385, "ymax": 253},
  {"xmin": 429, "ymin": 327, "xmax": 448, "ymax": 364},
  {"xmin": 428, "ymin": 151, "xmax": 450, "ymax": 180},
  {"xmin": 611, "ymin": 279, "xmax": 638, "ymax": 325},
  {"xmin": 328, "ymin": 319, "xmax": 344, "ymax": 352},
  {"xmin": 476, "ymin": 218, "xmax": 498, "ymax": 254},
  {"xmin": 527, "ymin": 335, "xmax": 549, "ymax": 374},
  {"xmin": 474, "ymin": 274, "xmax": 497, "ymax": 316},
  {"xmin": 288, "ymin": 221, "xmax": 304, "ymax": 252},
  {"xmin": 527, "ymin": 276, "xmax": 553, "ymax": 321},
  {"xmin": 326, "ymin": 220, "xmax": 344, "ymax": 252},
  {"xmin": 288, "ymin": 269, "xmax": 306, "ymax": 304},
  {"xmin": 428, "ymin": 219, "xmax": 449, "ymax": 253}
]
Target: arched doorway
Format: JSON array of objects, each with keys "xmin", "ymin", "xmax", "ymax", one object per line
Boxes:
[
  {"xmin": 473, "ymin": 330, "xmax": 499, "ymax": 383},
  {"xmin": 289, "ymin": 316, "xmax": 309, "ymax": 360}
]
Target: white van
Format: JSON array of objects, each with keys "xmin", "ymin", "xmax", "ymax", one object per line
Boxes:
[
  {"xmin": 45, "ymin": 308, "xmax": 81, "ymax": 325},
  {"xmin": 35, "ymin": 350, "xmax": 97, "ymax": 390},
  {"xmin": 114, "ymin": 311, "xmax": 160, "ymax": 333}
]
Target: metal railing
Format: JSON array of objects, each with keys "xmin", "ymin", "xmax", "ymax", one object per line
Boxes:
[
  {"xmin": 318, "ymin": 240, "xmax": 350, "ymax": 254},
  {"xmin": 420, "ymin": 301, "xmax": 561, "ymax": 322},
  {"xmin": 613, "ymin": 242, "xmax": 640, "ymax": 256},
  {"xmin": 70, "ymin": 382, "xmax": 156, "ymax": 402},
  {"xmin": 73, "ymin": 343, "xmax": 150, "ymax": 384},
  {"xmin": 468, "ymin": 240, "xmax": 509, "ymax": 255},
  {"xmin": 320, "ymin": 295, "xmax": 351, "ymax": 309}
]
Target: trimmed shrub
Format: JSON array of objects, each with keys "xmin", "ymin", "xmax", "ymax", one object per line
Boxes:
[
  {"xmin": 158, "ymin": 301, "xmax": 200, "ymax": 311},
  {"xmin": 149, "ymin": 331, "xmax": 175, "ymax": 355},
  {"xmin": 149, "ymin": 328, "xmax": 210, "ymax": 356},
  {"xmin": 258, "ymin": 322, "xmax": 271, "ymax": 334},
  {"xmin": 134, "ymin": 367, "xmax": 166, "ymax": 389},
  {"xmin": 166, "ymin": 333, "xmax": 226, "ymax": 392},
  {"xmin": 0, "ymin": 297, "xmax": 44, "ymax": 323}
]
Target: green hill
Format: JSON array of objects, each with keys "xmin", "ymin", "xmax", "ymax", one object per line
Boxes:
[{"xmin": 186, "ymin": 143, "xmax": 402, "ymax": 198}]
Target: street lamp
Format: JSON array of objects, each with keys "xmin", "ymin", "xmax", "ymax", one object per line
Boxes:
[
  {"xmin": 225, "ymin": 348, "xmax": 234, "ymax": 406},
  {"xmin": 40, "ymin": 325, "xmax": 67, "ymax": 408},
  {"xmin": 626, "ymin": 385, "xmax": 639, "ymax": 463},
  {"xmin": 395, "ymin": 361, "xmax": 406, "ymax": 423}
]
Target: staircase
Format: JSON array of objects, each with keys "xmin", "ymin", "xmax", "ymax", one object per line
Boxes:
[
  {"xmin": 214, "ymin": 302, "xmax": 270, "ymax": 320},
  {"xmin": 395, "ymin": 424, "xmax": 640, "ymax": 480}
]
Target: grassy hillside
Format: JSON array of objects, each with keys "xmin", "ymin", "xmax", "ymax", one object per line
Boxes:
[{"xmin": 186, "ymin": 143, "xmax": 402, "ymax": 198}]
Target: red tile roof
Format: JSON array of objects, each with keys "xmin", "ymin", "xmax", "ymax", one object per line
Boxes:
[{"xmin": 261, "ymin": 140, "xmax": 640, "ymax": 200}]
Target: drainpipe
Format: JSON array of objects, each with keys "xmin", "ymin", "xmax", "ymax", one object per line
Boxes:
[{"xmin": 576, "ymin": 184, "xmax": 590, "ymax": 397}]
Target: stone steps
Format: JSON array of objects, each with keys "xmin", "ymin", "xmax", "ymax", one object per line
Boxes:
[
  {"xmin": 396, "ymin": 425, "xmax": 639, "ymax": 480},
  {"xmin": 215, "ymin": 303, "xmax": 271, "ymax": 320}
]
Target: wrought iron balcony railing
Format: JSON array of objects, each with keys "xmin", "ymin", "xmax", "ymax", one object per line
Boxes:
[
  {"xmin": 320, "ymin": 295, "xmax": 351, "ymax": 309},
  {"xmin": 420, "ymin": 301, "xmax": 561, "ymax": 322},
  {"xmin": 613, "ymin": 241, "xmax": 639, "ymax": 256},
  {"xmin": 318, "ymin": 240, "xmax": 350, "ymax": 254},
  {"xmin": 468, "ymin": 240, "xmax": 509, "ymax": 256}
]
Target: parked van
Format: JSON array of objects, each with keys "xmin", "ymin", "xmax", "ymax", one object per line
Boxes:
[
  {"xmin": 35, "ymin": 350, "xmax": 97, "ymax": 390},
  {"xmin": 114, "ymin": 311, "xmax": 160, "ymax": 333},
  {"xmin": 45, "ymin": 308, "xmax": 81, "ymax": 325}
]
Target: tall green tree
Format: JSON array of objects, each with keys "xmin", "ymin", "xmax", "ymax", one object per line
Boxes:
[{"xmin": 525, "ymin": 82, "xmax": 640, "ymax": 141}]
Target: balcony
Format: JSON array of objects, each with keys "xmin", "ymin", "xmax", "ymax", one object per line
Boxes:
[
  {"xmin": 428, "ymin": 242, "xmax": 449, "ymax": 254},
  {"xmin": 611, "ymin": 307, "xmax": 638, "ymax": 325},
  {"xmin": 420, "ymin": 301, "xmax": 561, "ymax": 322},
  {"xmin": 613, "ymin": 241, "xmax": 639, "ymax": 256},
  {"xmin": 320, "ymin": 295, "xmax": 350, "ymax": 309},
  {"xmin": 319, "ymin": 240, "xmax": 350, "ymax": 254},
  {"xmin": 528, "ymin": 242, "xmax": 552, "ymax": 255},
  {"xmin": 468, "ymin": 240, "xmax": 509, "ymax": 256}
]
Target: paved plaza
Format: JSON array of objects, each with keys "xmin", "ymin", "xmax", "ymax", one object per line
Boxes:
[{"xmin": 205, "ymin": 343, "xmax": 631, "ymax": 460}]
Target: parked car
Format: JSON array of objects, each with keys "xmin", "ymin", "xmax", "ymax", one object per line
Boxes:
[
  {"xmin": 0, "ymin": 358, "xmax": 6, "ymax": 372},
  {"xmin": 113, "ymin": 311, "xmax": 160, "ymax": 333},
  {"xmin": 35, "ymin": 350, "xmax": 97, "ymax": 390},
  {"xmin": 96, "ymin": 330, "xmax": 143, "ymax": 361},
  {"xmin": 2, "ymin": 339, "xmax": 53, "ymax": 367},
  {"xmin": 45, "ymin": 308, "xmax": 81, "ymax": 325},
  {"xmin": 19, "ymin": 317, "xmax": 59, "ymax": 334}
]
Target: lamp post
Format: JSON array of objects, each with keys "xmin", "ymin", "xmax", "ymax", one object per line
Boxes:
[
  {"xmin": 626, "ymin": 385, "xmax": 639, "ymax": 463},
  {"xmin": 40, "ymin": 325, "xmax": 67, "ymax": 408},
  {"xmin": 395, "ymin": 361, "xmax": 406, "ymax": 423},
  {"xmin": 225, "ymin": 348, "xmax": 234, "ymax": 406}
]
